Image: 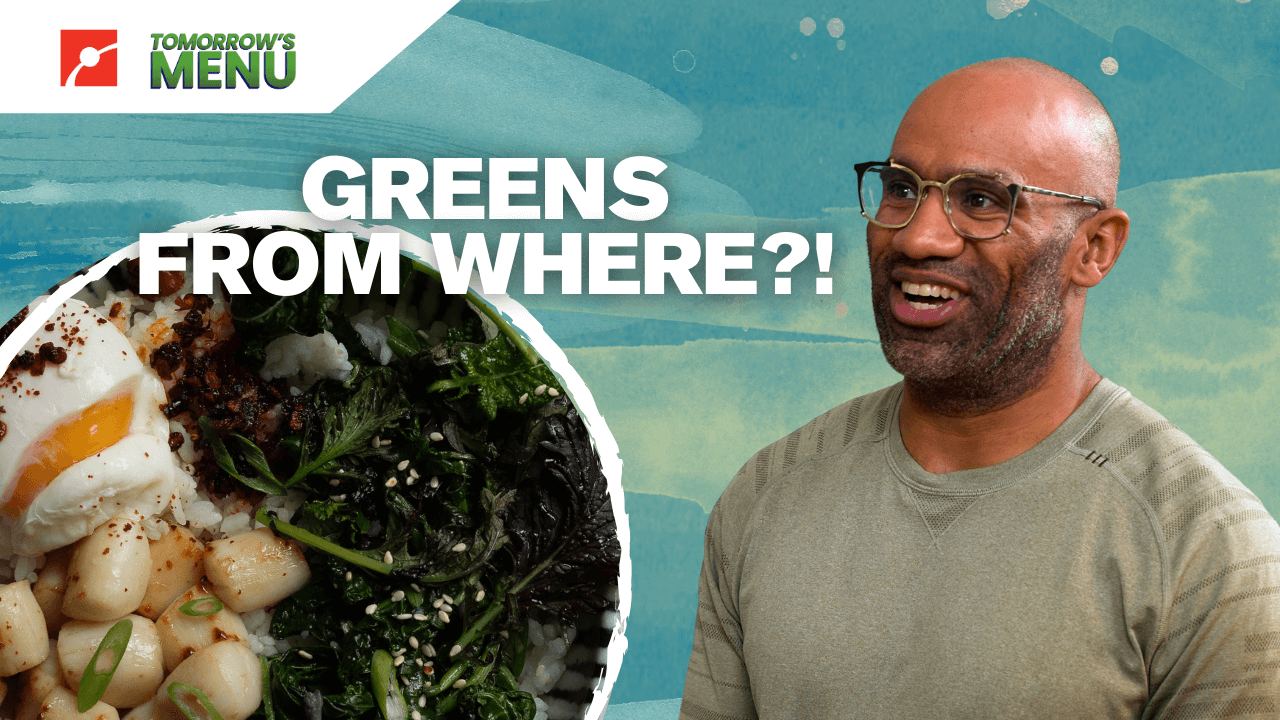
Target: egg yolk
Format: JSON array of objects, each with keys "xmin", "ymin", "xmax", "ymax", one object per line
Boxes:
[{"xmin": 1, "ymin": 391, "xmax": 134, "ymax": 519}]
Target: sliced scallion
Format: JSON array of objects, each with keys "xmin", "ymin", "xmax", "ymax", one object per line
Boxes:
[
  {"xmin": 168, "ymin": 681, "xmax": 227, "ymax": 720},
  {"xmin": 179, "ymin": 596, "xmax": 225, "ymax": 617},
  {"xmin": 78, "ymin": 618, "xmax": 132, "ymax": 712},
  {"xmin": 371, "ymin": 649, "xmax": 408, "ymax": 720}
]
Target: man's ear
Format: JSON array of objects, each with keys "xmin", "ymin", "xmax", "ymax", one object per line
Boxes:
[{"xmin": 1071, "ymin": 208, "xmax": 1129, "ymax": 288}]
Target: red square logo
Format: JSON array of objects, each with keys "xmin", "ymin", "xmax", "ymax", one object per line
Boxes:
[{"xmin": 61, "ymin": 30, "xmax": 118, "ymax": 86}]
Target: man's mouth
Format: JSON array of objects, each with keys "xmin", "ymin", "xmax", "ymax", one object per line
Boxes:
[
  {"xmin": 901, "ymin": 281, "xmax": 962, "ymax": 310},
  {"xmin": 890, "ymin": 280, "xmax": 966, "ymax": 326}
]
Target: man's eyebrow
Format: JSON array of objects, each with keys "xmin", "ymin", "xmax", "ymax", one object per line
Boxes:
[{"xmin": 891, "ymin": 157, "xmax": 1016, "ymax": 182}]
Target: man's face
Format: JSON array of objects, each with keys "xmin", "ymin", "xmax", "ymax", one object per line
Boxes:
[{"xmin": 867, "ymin": 72, "xmax": 1090, "ymax": 412}]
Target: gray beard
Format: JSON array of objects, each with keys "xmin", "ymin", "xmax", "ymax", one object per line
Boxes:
[{"xmin": 871, "ymin": 230, "xmax": 1072, "ymax": 417}]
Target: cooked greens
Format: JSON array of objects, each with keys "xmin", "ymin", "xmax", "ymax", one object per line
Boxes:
[{"xmin": 195, "ymin": 229, "xmax": 619, "ymax": 720}]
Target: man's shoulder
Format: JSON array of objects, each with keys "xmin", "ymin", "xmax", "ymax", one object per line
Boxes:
[
  {"xmin": 712, "ymin": 384, "xmax": 901, "ymax": 518},
  {"xmin": 1077, "ymin": 383, "xmax": 1275, "ymax": 547}
]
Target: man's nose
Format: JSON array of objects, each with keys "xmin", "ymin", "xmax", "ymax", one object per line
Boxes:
[{"xmin": 891, "ymin": 186, "xmax": 966, "ymax": 260}]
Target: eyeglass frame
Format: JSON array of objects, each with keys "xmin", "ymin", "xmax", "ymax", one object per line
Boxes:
[{"xmin": 854, "ymin": 159, "xmax": 1106, "ymax": 240}]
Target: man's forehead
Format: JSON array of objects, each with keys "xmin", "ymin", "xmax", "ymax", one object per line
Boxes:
[{"xmin": 889, "ymin": 69, "xmax": 1077, "ymax": 185}]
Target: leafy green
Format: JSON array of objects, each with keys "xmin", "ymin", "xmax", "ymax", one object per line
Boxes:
[
  {"xmin": 235, "ymin": 435, "xmax": 286, "ymax": 487},
  {"xmin": 209, "ymin": 232, "xmax": 619, "ymax": 720},
  {"xmin": 459, "ymin": 685, "xmax": 538, "ymax": 720},
  {"xmin": 384, "ymin": 315, "xmax": 423, "ymax": 358},
  {"xmin": 289, "ymin": 366, "xmax": 408, "ymax": 484},
  {"xmin": 429, "ymin": 334, "xmax": 563, "ymax": 420},
  {"xmin": 198, "ymin": 416, "xmax": 286, "ymax": 495},
  {"xmin": 506, "ymin": 410, "xmax": 620, "ymax": 617}
]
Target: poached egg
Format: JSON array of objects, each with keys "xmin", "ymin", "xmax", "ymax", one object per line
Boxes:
[{"xmin": 0, "ymin": 298, "xmax": 185, "ymax": 556}]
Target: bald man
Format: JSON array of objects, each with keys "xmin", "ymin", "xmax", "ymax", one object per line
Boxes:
[{"xmin": 680, "ymin": 59, "xmax": 1280, "ymax": 719}]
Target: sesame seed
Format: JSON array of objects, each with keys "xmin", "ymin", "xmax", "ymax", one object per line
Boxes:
[
  {"xmin": 413, "ymin": 712, "xmax": 422, "ymax": 720},
  {"xmin": 449, "ymin": 644, "xmax": 462, "ymax": 657},
  {"xmin": 429, "ymin": 432, "xmax": 444, "ymax": 442},
  {"xmin": 535, "ymin": 384, "xmax": 547, "ymax": 395},
  {"xmin": 385, "ymin": 477, "xmax": 398, "ymax": 488},
  {"xmin": 365, "ymin": 604, "xmax": 378, "ymax": 615},
  {"xmin": 476, "ymin": 589, "xmax": 486, "ymax": 602},
  {"xmin": 391, "ymin": 590, "xmax": 405, "ymax": 602},
  {"xmin": 394, "ymin": 655, "xmax": 406, "ymax": 667},
  {"xmin": 409, "ymin": 469, "xmax": 420, "ymax": 480},
  {"xmin": 419, "ymin": 696, "xmax": 426, "ymax": 708},
  {"xmin": 548, "ymin": 388, "xmax": 560, "ymax": 397},
  {"xmin": 384, "ymin": 551, "xmax": 394, "ymax": 564},
  {"xmin": 430, "ymin": 477, "xmax": 439, "ymax": 488},
  {"xmin": 438, "ymin": 610, "xmax": 450, "ymax": 623},
  {"xmin": 380, "ymin": 438, "xmax": 393, "ymax": 447},
  {"xmin": 425, "ymin": 644, "xmax": 437, "ymax": 657},
  {"xmin": 411, "ymin": 584, "xmax": 422, "ymax": 592},
  {"xmin": 406, "ymin": 477, "xmax": 416, "ymax": 486},
  {"xmin": 397, "ymin": 460, "xmax": 410, "ymax": 471},
  {"xmin": 453, "ymin": 679, "xmax": 467, "ymax": 689},
  {"xmin": 415, "ymin": 658, "xmax": 423, "ymax": 666},
  {"xmin": 409, "ymin": 636, "xmax": 419, "ymax": 649},
  {"xmin": 396, "ymin": 614, "xmax": 413, "ymax": 620},
  {"xmin": 329, "ymin": 479, "xmax": 341, "ymax": 486},
  {"xmin": 414, "ymin": 614, "xmax": 429, "ymax": 621},
  {"xmin": 441, "ymin": 603, "xmax": 453, "ymax": 613},
  {"xmin": 424, "ymin": 681, "xmax": 432, "ymax": 688},
  {"xmin": 393, "ymin": 648, "xmax": 405, "ymax": 656},
  {"xmin": 331, "ymin": 641, "xmax": 340, "ymax": 649},
  {"xmin": 452, "ymin": 543, "xmax": 467, "ymax": 552},
  {"xmin": 371, "ymin": 436, "xmax": 381, "ymax": 449},
  {"xmin": 345, "ymin": 571, "xmax": 353, "ymax": 582},
  {"xmin": 433, "ymin": 598, "xmax": 443, "ymax": 608},
  {"xmin": 442, "ymin": 594, "xmax": 454, "ymax": 604},
  {"xmin": 519, "ymin": 393, "xmax": 528, "ymax": 404},
  {"xmin": 500, "ymin": 630, "xmax": 509, "ymax": 639},
  {"xmin": 298, "ymin": 650, "xmax": 314, "ymax": 660}
]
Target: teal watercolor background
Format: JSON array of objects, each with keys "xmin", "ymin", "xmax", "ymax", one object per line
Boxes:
[{"xmin": 3, "ymin": 1, "xmax": 1279, "ymax": 711}]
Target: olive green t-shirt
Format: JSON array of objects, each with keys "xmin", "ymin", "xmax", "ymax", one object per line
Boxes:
[{"xmin": 681, "ymin": 380, "xmax": 1280, "ymax": 719}]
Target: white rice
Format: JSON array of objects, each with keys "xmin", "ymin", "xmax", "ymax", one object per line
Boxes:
[
  {"xmin": 519, "ymin": 617, "xmax": 572, "ymax": 698},
  {"xmin": 259, "ymin": 331, "xmax": 354, "ymax": 390},
  {"xmin": 351, "ymin": 310, "xmax": 394, "ymax": 365}
]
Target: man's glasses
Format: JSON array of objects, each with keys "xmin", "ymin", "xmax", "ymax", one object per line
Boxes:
[{"xmin": 854, "ymin": 160, "xmax": 1105, "ymax": 241}]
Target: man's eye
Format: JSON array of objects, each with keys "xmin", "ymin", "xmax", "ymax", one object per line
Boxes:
[
  {"xmin": 962, "ymin": 190, "xmax": 1003, "ymax": 210},
  {"xmin": 885, "ymin": 180, "xmax": 918, "ymax": 200}
]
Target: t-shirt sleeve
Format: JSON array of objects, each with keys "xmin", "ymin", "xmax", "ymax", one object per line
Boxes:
[
  {"xmin": 1143, "ymin": 486, "xmax": 1280, "ymax": 719},
  {"xmin": 680, "ymin": 497, "xmax": 757, "ymax": 720}
]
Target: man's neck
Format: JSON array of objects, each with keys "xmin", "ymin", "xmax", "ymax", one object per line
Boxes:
[{"xmin": 898, "ymin": 355, "xmax": 1102, "ymax": 475}]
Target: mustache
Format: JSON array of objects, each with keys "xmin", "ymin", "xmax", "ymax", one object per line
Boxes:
[{"xmin": 871, "ymin": 254, "xmax": 991, "ymax": 293}]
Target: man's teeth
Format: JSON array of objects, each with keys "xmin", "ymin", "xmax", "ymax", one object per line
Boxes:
[{"xmin": 901, "ymin": 281, "xmax": 960, "ymax": 300}]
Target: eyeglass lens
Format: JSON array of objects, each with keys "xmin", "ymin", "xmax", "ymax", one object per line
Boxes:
[{"xmin": 861, "ymin": 166, "xmax": 1014, "ymax": 239}]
